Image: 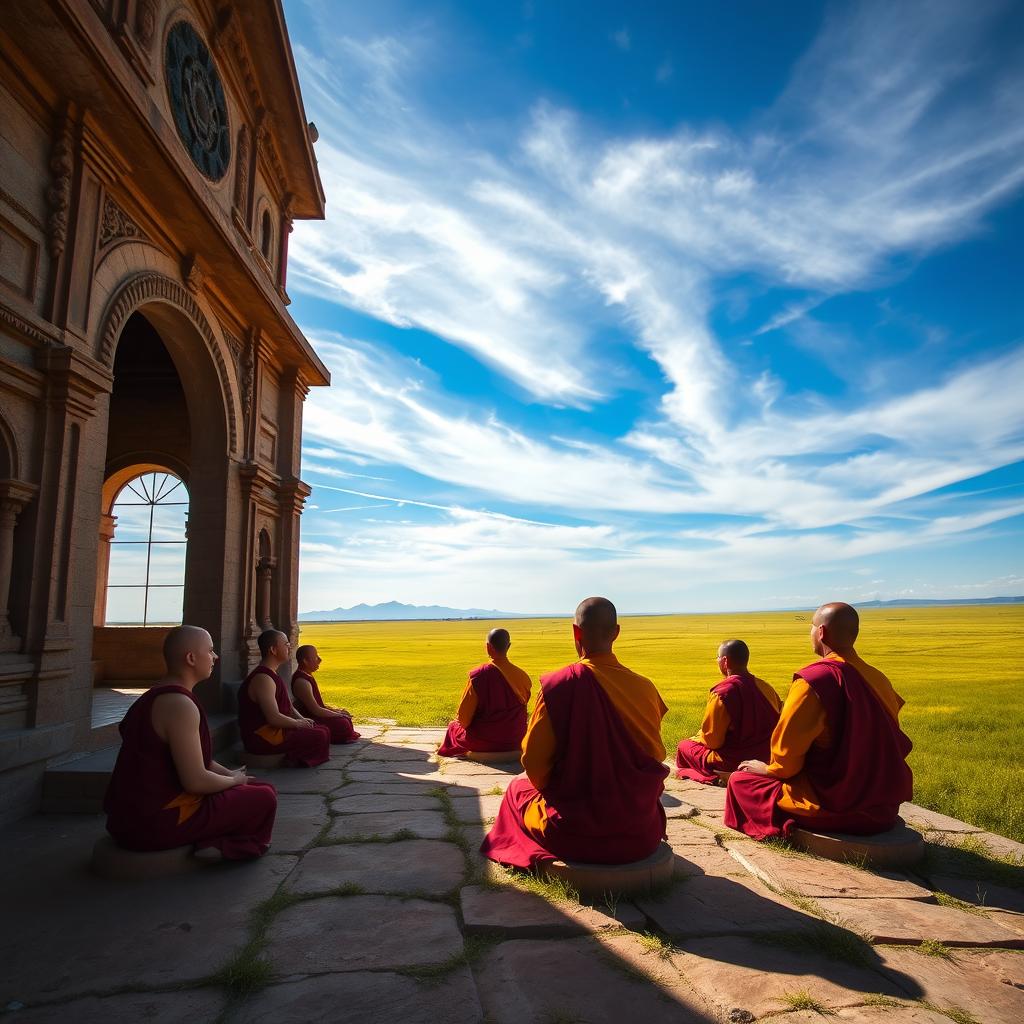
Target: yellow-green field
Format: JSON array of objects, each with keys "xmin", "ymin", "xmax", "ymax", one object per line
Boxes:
[{"xmin": 302, "ymin": 605, "xmax": 1024, "ymax": 842}]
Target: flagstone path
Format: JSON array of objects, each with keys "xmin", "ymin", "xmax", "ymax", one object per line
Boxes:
[{"xmin": 1, "ymin": 725, "xmax": 1023, "ymax": 1023}]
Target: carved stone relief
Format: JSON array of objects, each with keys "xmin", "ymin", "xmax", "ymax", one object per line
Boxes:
[
  {"xmin": 98, "ymin": 195, "xmax": 146, "ymax": 249},
  {"xmin": 46, "ymin": 115, "xmax": 74, "ymax": 260}
]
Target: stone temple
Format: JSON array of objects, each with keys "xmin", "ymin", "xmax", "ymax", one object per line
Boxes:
[{"xmin": 0, "ymin": 0, "xmax": 328, "ymax": 821}]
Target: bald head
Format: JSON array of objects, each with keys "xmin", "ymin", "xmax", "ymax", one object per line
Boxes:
[
  {"xmin": 162, "ymin": 625, "xmax": 216, "ymax": 685},
  {"xmin": 573, "ymin": 596, "xmax": 619, "ymax": 655},
  {"xmin": 812, "ymin": 602, "xmax": 859, "ymax": 655},
  {"xmin": 718, "ymin": 638, "xmax": 750, "ymax": 672},
  {"xmin": 258, "ymin": 629, "xmax": 287, "ymax": 659},
  {"xmin": 486, "ymin": 628, "xmax": 511, "ymax": 655}
]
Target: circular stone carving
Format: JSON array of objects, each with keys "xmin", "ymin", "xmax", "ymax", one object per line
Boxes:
[{"xmin": 165, "ymin": 21, "xmax": 230, "ymax": 181}]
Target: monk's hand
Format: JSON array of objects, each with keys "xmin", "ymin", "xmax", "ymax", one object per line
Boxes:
[{"xmin": 737, "ymin": 759, "xmax": 769, "ymax": 775}]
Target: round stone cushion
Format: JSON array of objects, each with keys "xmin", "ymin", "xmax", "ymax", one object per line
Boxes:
[
  {"xmin": 791, "ymin": 816, "xmax": 925, "ymax": 869},
  {"xmin": 91, "ymin": 835, "xmax": 199, "ymax": 880},
  {"xmin": 542, "ymin": 841, "xmax": 675, "ymax": 897},
  {"xmin": 465, "ymin": 750, "xmax": 522, "ymax": 764}
]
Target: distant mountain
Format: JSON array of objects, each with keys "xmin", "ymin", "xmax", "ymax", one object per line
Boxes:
[
  {"xmin": 299, "ymin": 600, "xmax": 531, "ymax": 622},
  {"xmin": 855, "ymin": 596, "xmax": 1023, "ymax": 608}
]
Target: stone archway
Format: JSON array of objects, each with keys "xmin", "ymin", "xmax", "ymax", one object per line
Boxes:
[{"xmin": 92, "ymin": 289, "xmax": 238, "ymax": 707}]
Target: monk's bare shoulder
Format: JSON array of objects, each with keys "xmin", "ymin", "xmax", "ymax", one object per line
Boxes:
[{"xmin": 151, "ymin": 691, "xmax": 199, "ymax": 736}]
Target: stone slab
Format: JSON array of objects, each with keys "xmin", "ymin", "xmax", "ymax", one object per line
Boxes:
[
  {"xmin": 660, "ymin": 793, "xmax": 699, "ymax": 818},
  {"xmin": 674, "ymin": 935, "xmax": 907, "ymax": 1020},
  {"xmin": 356, "ymin": 746, "xmax": 439, "ymax": 763},
  {"xmin": 637, "ymin": 846, "xmax": 822, "ymax": 939},
  {"xmin": 965, "ymin": 948, "xmax": 1024, "ymax": 989},
  {"xmin": 347, "ymin": 767, "xmax": 445, "ymax": 783},
  {"xmin": 931, "ymin": 874, "xmax": 1024, "ymax": 914},
  {"xmin": 900, "ymin": 802, "xmax": 984, "ymax": 833},
  {"xmin": 271, "ymin": 794, "xmax": 329, "ymax": 853},
  {"xmin": 334, "ymin": 780, "xmax": 484, "ymax": 799},
  {"xmin": 728, "ymin": 845, "xmax": 931, "ymax": 899},
  {"xmin": 877, "ymin": 946, "xmax": 1024, "ymax": 1024},
  {"xmin": 449, "ymin": 793, "xmax": 505, "ymax": 824},
  {"xmin": 286, "ymin": 840, "xmax": 465, "ymax": 896},
  {"xmin": 266, "ymin": 895, "xmax": 463, "ymax": 974},
  {"xmin": 5, "ymin": 988, "xmax": 227, "ymax": 1023},
  {"xmin": 665, "ymin": 785, "xmax": 726, "ymax": 811},
  {"xmin": 439, "ymin": 760, "xmax": 520, "ymax": 777},
  {"xmin": 464, "ymin": 749, "xmax": 522, "ymax": 764},
  {"xmin": 472, "ymin": 935, "xmax": 710, "ymax": 1024},
  {"xmin": 226, "ymin": 967, "xmax": 483, "ymax": 1024},
  {"xmin": 327, "ymin": 809, "xmax": 450, "ymax": 841},
  {"xmin": 460, "ymin": 884, "xmax": 645, "ymax": 937},
  {"xmin": 664, "ymin": 820, "xmax": 722, "ymax": 846},
  {"xmin": 249, "ymin": 769, "xmax": 346, "ymax": 794},
  {"xmin": 330, "ymin": 793, "xmax": 441, "ymax": 815},
  {"xmin": 0, "ymin": 843, "xmax": 295, "ymax": 1004},
  {"xmin": 816, "ymin": 896, "xmax": 1024, "ymax": 946},
  {"xmin": 972, "ymin": 831, "xmax": 1024, "ymax": 861}
]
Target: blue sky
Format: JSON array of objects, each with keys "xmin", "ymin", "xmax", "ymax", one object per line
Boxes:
[{"xmin": 283, "ymin": 0, "xmax": 1024, "ymax": 615}]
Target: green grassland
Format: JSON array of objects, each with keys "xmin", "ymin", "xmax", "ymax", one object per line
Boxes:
[{"xmin": 302, "ymin": 605, "xmax": 1024, "ymax": 842}]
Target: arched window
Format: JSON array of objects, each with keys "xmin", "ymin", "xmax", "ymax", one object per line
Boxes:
[
  {"xmin": 105, "ymin": 471, "xmax": 188, "ymax": 625},
  {"xmin": 260, "ymin": 208, "xmax": 273, "ymax": 262}
]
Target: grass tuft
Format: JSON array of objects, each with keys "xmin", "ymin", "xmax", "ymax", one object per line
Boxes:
[
  {"xmin": 636, "ymin": 931, "xmax": 678, "ymax": 961},
  {"xmin": 208, "ymin": 953, "xmax": 273, "ymax": 998},
  {"xmin": 934, "ymin": 891, "xmax": 987, "ymax": 916},
  {"xmin": 917, "ymin": 938, "xmax": 957, "ymax": 960},
  {"xmin": 920, "ymin": 1001, "xmax": 981, "ymax": 1024},
  {"xmin": 862, "ymin": 994, "xmax": 906, "ymax": 1008},
  {"xmin": 777, "ymin": 989, "xmax": 835, "ymax": 1014},
  {"xmin": 398, "ymin": 935, "xmax": 496, "ymax": 984},
  {"xmin": 761, "ymin": 923, "xmax": 875, "ymax": 970}
]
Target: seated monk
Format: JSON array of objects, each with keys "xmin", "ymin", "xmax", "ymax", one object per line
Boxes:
[
  {"xmin": 104, "ymin": 625, "xmax": 277, "ymax": 861},
  {"xmin": 675, "ymin": 639, "xmax": 781, "ymax": 784},
  {"xmin": 238, "ymin": 629, "xmax": 331, "ymax": 767},
  {"xmin": 291, "ymin": 644, "xmax": 361, "ymax": 744},
  {"xmin": 725, "ymin": 602, "xmax": 913, "ymax": 840},
  {"xmin": 481, "ymin": 597, "xmax": 669, "ymax": 868},
  {"xmin": 437, "ymin": 628, "xmax": 532, "ymax": 757}
]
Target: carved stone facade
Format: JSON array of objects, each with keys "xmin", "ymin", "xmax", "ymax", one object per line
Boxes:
[{"xmin": 0, "ymin": 0, "xmax": 328, "ymax": 823}]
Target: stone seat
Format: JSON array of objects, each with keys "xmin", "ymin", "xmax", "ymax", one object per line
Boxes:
[
  {"xmin": 91, "ymin": 835, "xmax": 199, "ymax": 880},
  {"xmin": 465, "ymin": 750, "xmax": 522, "ymax": 764},
  {"xmin": 542, "ymin": 841, "xmax": 674, "ymax": 897},
  {"xmin": 236, "ymin": 749, "xmax": 285, "ymax": 769},
  {"xmin": 791, "ymin": 816, "xmax": 924, "ymax": 869}
]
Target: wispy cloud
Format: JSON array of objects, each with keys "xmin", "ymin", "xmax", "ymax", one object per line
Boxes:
[{"xmin": 290, "ymin": 0, "xmax": 1024, "ymax": 608}]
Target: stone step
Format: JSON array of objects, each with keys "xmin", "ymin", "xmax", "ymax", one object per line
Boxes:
[{"xmin": 40, "ymin": 713, "xmax": 239, "ymax": 814}]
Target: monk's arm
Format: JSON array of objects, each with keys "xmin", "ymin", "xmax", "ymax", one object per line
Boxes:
[
  {"xmin": 455, "ymin": 678, "xmax": 478, "ymax": 729},
  {"xmin": 251, "ymin": 674, "xmax": 313, "ymax": 729},
  {"xmin": 695, "ymin": 693, "xmax": 730, "ymax": 748},
  {"xmin": 747, "ymin": 679, "xmax": 825, "ymax": 778},
  {"xmin": 521, "ymin": 694, "xmax": 557, "ymax": 789},
  {"xmin": 292, "ymin": 677, "xmax": 333, "ymax": 720},
  {"xmin": 159, "ymin": 697, "xmax": 244, "ymax": 794},
  {"xmin": 209, "ymin": 760, "xmax": 247, "ymax": 779}
]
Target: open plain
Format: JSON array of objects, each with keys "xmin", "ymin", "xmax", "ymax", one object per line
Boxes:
[{"xmin": 304, "ymin": 605, "xmax": 1024, "ymax": 843}]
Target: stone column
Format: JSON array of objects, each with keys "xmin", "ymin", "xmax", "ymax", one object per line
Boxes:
[
  {"xmin": 0, "ymin": 480, "xmax": 37, "ymax": 652},
  {"xmin": 93, "ymin": 512, "xmax": 116, "ymax": 626},
  {"xmin": 256, "ymin": 558, "xmax": 275, "ymax": 630}
]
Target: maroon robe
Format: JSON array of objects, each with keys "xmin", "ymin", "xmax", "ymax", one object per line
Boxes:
[
  {"xmin": 238, "ymin": 667, "xmax": 331, "ymax": 767},
  {"xmin": 725, "ymin": 658, "xmax": 913, "ymax": 839},
  {"xmin": 105, "ymin": 684, "xmax": 277, "ymax": 859},
  {"xmin": 291, "ymin": 669, "xmax": 361, "ymax": 744},
  {"xmin": 480, "ymin": 663, "xmax": 668, "ymax": 868},
  {"xmin": 676, "ymin": 672, "xmax": 780, "ymax": 783},
  {"xmin": 438, "ymin": 663, "xmax": 528, "ymax": 757}
]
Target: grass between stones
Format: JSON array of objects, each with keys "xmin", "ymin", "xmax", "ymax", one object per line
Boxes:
[
  {"xmin": 777, "ymin": 989, "xmax": 835, "ymax": 1014},
  {"xmin": 922, "ymin": 833, "xmax": 1024, "ymax": 891},
  {"xmin": 864, "ymin": 992, "xmax": 982, "ymax": 1024},
  {"xmin": 635, "ymin": 931, "xmax": 679, "ymax": 960},
  {"xmin": 759, "ymin": 922, "xmax": 876, "ymax": 971},
  {"xmin": 398, "ymin": 934, "xmax": 497, "ymax": 984},
  {"xmin": 916, "ymin": 939, "xmax": 957, "ymax": 960},
  {"xmin": 321, "ymin": 828, "xmax": 420, "ymax": 845},
  {"xmin": 933, "ymin": 890, "xmax": 989, "ymax": 915}
]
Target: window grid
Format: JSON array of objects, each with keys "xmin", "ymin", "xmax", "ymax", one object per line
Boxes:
[{"xmin": 107, "ymin": 472, "xmax": 189, "ymax": 625}]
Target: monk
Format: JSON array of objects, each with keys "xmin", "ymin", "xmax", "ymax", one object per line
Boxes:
[
  {"xmin": 437, "ymin": 628, "xmax": 532, "ymax": 757},
  {"xmin": 481, "ymin": 597, "xmax": 669, "ymax": 868},
  {"xmin": 104, "ymin": 625, "xmax": 277, "ymax": 860},
  {"xmin": 725, "ymin": 602, "xmax": 913, "ymax": 840},
  {"xmin": 237, "ymin": 629, "xmax": 331, "ymax": 767},
  {"xmin": 675, "ymin": 639, "xmax": 781, "ymax": 784},
  {"xmin": 291, "ymin": 644, "xmax": 361, "ymax": 744}
]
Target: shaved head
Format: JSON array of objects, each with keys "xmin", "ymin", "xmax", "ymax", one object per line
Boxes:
[
  {"xmin": 573, "ymin": 597, "xmax": 619, "ymax": 655},
  {"xmin": 812, "ymin": 602, "xmax": 859, "ymax": 654},
  {"xmin": 163, "ymin": 625, "xmax": 211, "ymax": 669},
  {"xmin": 295, "ymin": 644, "xmax": 316, "ymax": 665},
  {"xmin": 486, "ymin": 628, "xmax": 511, "ymax": 654},
  {"xmin": 258, "ymin": 629, "xmax": 286, "ymax": 658},
  {"xmin": 718, "ymin": 638, "xmax": 749, "ymax": 669}
]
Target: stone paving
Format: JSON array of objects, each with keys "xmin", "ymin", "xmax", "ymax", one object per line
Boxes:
[{"xmin": 1, "ymin": 726, "xmax": 1023, "ymax": 1023}]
